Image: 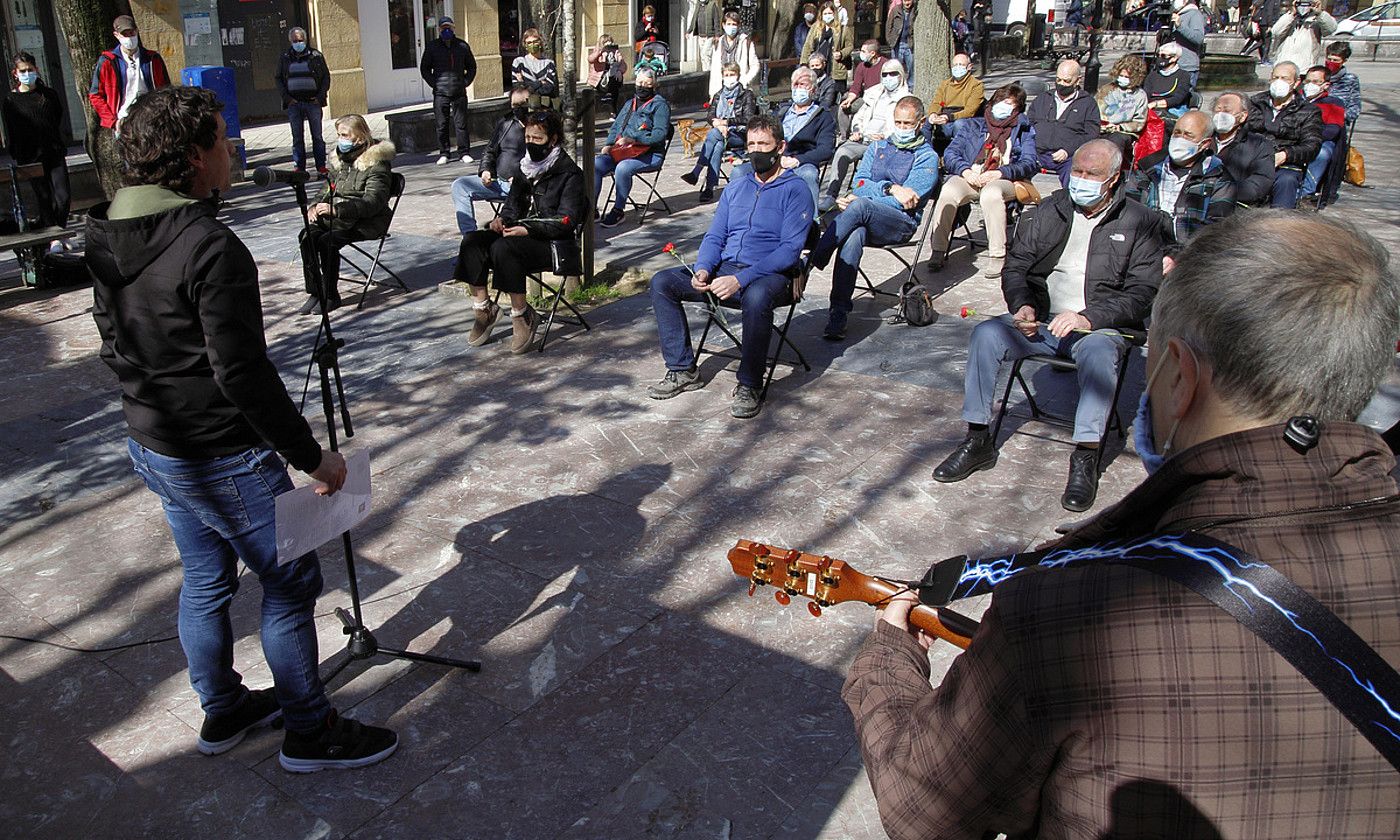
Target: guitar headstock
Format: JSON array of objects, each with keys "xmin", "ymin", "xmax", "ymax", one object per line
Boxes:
[{"xmin": 728, "ymin": 539, "xmax": 879, "ymax": 617}]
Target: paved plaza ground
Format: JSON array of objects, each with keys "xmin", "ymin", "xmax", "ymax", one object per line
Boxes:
[{"xmin": 1, "ymin": 55, "xmax": 1398, "ymax": 839}]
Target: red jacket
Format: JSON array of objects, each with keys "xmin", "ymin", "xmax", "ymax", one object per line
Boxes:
[{"xmin": 88, "ymin": 47, "xmax": 170, "ymax": 128}]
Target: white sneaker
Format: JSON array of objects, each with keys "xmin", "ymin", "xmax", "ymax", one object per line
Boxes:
[
  {"xmin": 436, "ymin": 155, "xmax": 449, "ymax": 165},
  {"xmin": 461, "ymin": 154, "xmax": 476, "ymax": 165}
]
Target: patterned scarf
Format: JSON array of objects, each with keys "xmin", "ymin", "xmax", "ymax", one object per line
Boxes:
[{"xmin": 977, "ymin": 111, "xmax": 1018, "ymax": 170}]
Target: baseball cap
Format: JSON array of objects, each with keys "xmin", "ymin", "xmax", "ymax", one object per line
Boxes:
[{"xmin": 113, "ymin": 15, "xmax": 137, "ymax": 32}]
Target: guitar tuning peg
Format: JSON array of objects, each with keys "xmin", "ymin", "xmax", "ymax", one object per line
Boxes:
[
  {"xmin": 747, "ymin": 582, "xmax": 756, "ymax": 597},
  {"xmin": 807, "ymin": 601, "xmax": 822, "ymax": 617},
  {"xmin": 774, "ymin": 591, "xmax": 791, "ymax": 606}
]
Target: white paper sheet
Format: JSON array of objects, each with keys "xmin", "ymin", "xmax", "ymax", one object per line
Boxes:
[{"xmin": 275, "ymin": 451, "xmax": 372, "ymax": 564}]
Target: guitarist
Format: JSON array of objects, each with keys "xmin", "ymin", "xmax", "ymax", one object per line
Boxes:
[{"xmin": 842, "ymin": 212, "xmax": 1400, "ymax": 838}]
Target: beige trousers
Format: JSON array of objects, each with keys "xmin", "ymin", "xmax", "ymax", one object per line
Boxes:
[{"xmin": 929, "ymin": 175, "xmax": 1018, "ymax": 258}]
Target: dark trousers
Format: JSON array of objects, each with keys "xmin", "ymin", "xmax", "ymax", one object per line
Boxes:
[
  {"xmin": 1037, "ymin": 150, "xmax": 1073, "ymax": 188},
  {"xmin": 27, "ymin": 158, "xmax": 71, "ymax": 229},
  {"xmin": 1270, "ymin": 166, "xmax": 1306, "ymax": 209},
  {"xmin": 649, "ymin": 260, "xmax": 790, "ymax": 388},
  {"xmin": 298, "ymin": 223, "xmax": 356, "ymax": 304},
  {"xmin": 455, "ymin": 230, "xmax": 553, "ymax": 295},
  {"xmin": 434, "ymin": 92, "xmax": 471, "ymax": 156}
]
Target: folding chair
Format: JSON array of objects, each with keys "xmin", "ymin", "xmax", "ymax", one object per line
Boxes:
[
  {"xmin": 348, "ymin": 172, "xmax": 410, "ymax": 309},
  {"xmin": 601, "ymin": 123, "xmax": 675, "ymax": 224},
  {"xmin": 692, "ymin": 271, "xmax": 812, "ymax": 397},
  {"xmin": 489, "ymin": 229, "xmax": 591, "ymax": 353},
  {"xmin": 854, "ymin": 205, "xmax": 938, "ymax": 300},
  {"xmin": 990, "ymin": 330, "xmax": 1146, "ymax": 474}
]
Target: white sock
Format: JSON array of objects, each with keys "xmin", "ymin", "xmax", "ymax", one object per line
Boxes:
[{"xmin": 472, "ymin": 299, "xmax": 491, "ymax": 311}]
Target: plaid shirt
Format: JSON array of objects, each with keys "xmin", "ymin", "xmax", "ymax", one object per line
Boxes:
[{"xmin": 843, "ymin": 423, "xmax": 1400, "ymax": 839}]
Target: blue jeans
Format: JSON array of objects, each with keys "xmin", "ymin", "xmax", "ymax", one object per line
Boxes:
[
  {"xmin": 897, "ymin": 44, "xmax": 915, "ymax": 87},
  {"xmin": 809, "ymin": 197, "xmax": 917, "ymax": 314},
  {"xmin": 692, "ymin": 128, "xmax": 745, "ymax": 187},
  {"xmin": 962, "ymin": 316, "xmax": 1127, "ymax": 442},
  {"xmin": 594, "ymin": 150, "xmax": 664, "ymax": 212},
  {"xmin": 1270, "ymin": 166, "xmax": 1305, "ymax": 209},
  {"xmin": 287, "ymin": 101, "xmax": 326, "ymax": 170},
  {"xmin": 650, "ymin": 260, "xmax": 791, "ymax": 388},
  {"xmin": 451, "ymin": 175, "xmax": 510, "ymax": 233},
  {"xmin": 1301, "ymin": 140, "xmax": 1335, "ymax": 196},
  {"xmin": 128, "ymin": 440, "xmax": 331, "ymax": 733}
]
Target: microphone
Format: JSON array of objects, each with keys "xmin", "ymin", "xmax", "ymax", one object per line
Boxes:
[{"xmin": 252, "ymin": 166, "xmax": 312, "ymax": 187}]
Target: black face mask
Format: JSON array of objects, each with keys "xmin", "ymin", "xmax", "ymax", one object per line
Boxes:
[
  {"xmin": 1056, "ymin": 83, "xmax": 1077, "ymax": 98},
  {"xmin": 525, "ymin": 142, "xmax": 551, "ymax": 162},
  {"xmin": 748, "ymin": 149, "xmax": 780, "ymax": 175},
  {"xmin": 635, "ymin": 86, "xmax": 656, "ymax": 102}
]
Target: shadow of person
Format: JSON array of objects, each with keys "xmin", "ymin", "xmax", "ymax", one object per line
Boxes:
[{"xmin": 1098, "ymin": 778, "xmax": 1224, "ymax": 840}]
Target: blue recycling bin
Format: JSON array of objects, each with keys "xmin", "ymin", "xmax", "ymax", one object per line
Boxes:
[{"xmin": 181, "ymin": 65, "xmax": 244, "ymax": 165}]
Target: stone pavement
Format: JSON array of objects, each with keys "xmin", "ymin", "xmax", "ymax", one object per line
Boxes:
[{"xmin": 1, "ymin": 57, "xmax": 1397, "ymax": 840}]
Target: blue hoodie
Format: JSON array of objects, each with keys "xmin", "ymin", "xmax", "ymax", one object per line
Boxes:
[{"xmin": 697, "ymin": 168, "xmax": 812, "ymax": 289}]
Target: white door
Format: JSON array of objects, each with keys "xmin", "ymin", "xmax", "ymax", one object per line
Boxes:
[{"xmin": 360, "ymin": 0, "xmax": 454, "ymax": 110}]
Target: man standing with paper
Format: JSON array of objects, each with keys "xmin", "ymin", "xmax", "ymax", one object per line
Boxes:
[{"xmin": 88, "ymin": 86, "xmax": 398, "ymax": 773}]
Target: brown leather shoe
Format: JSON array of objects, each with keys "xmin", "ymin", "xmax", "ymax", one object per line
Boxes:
[{"xmin": 510, "ymin": 306, "xmax": 540, "ymax": 354}]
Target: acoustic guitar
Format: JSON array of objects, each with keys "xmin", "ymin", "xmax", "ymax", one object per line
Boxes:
[{"xmin": 726, "ymin": 540, "xmax": 979, "ymax": 650}]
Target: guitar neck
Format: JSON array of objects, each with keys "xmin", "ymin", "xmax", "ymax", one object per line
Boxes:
[{"xmin": 865, "ymin": 575, "xmax": 977, "ymax": 649}]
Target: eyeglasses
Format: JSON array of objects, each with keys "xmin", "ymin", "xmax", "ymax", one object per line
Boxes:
[{"xmin": 881, "ymin": 71, "xmax": 901, "ymax": 77}]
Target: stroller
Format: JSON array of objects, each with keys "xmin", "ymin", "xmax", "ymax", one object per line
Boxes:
[{"xmin": 635, "ymin": 39, "xmax": 670, "ymax": 77}]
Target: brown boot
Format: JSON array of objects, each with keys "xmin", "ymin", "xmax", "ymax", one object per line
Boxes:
[
  {"xmin": 510, "ymin": 306, "xmax": 540, "ymax": 354},
  {"xmin": 468, "ymin": 299, "xmax": 502, "ymax": 346}
]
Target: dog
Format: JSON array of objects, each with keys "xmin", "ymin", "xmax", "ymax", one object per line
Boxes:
[{"xmin": 677, "ymin": 118, "xmax": 711, "ymax": 158}]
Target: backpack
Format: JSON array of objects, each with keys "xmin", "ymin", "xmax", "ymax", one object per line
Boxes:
[{"xmin": 897, "ymin": 278, "xmax": 937, "ymax": 326}]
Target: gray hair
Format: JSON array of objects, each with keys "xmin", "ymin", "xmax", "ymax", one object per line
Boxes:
[
  {"xmin": 791, "ymin": 65, "xmax": 814, "ymax": 86},
  {"xmin": 1074, "ymin": 137, "xmax": 1123, "ymax": 175},
  {"xmin": 1214, "ymin": 91, "xmax": 1249, "ymax": 113},
  {"xmin": 288, "ymin": 27, "xmax": 308, "ymax": 43},
  {"xmin": 1153, "ymin": 212, "xmax": 1400, "ymax": 422},
  {"xmin": 1274, "ymin": 60, "xmax": 1301, "ymax": 79},
  {"xmin": 1158, "ymin": 42, "xmax": 1181, "ymax": 57},
  {"xmin": 634, "ymin": 67, "xmax": 657, "ymax": 83}
]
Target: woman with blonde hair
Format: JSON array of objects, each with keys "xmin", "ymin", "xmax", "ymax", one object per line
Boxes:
[
  {"xmin": 1097, "ymin": 53, "xmax": 1148, "ymax": 158},
  {"xmin": 298, "ymin": 114, "xmax": 395, "ymax": 312},
  {"xmin": 800, "ymin": 1, "xmax": 854, "ymax": 97}
]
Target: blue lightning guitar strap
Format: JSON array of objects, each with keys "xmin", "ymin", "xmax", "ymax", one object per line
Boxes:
[{"xmin": 919, "ymin": 532, "xmax": 1400, "ymax": 772}]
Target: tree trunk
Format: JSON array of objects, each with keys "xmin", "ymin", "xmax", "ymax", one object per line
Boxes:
[
  {"xmin": 560, "ymin": 0, "xmax": 577, "ymax": 150},
  {"xmin": 912, "ymin": 0, "xmax": 955, "ymax": 104},
  {"xmin": 53, "ymin": 0, "xmax": 129, "ymax": 199},
  {"xmin": 768, "ymin": 0, "xmax": 804, "ymax": 58}
]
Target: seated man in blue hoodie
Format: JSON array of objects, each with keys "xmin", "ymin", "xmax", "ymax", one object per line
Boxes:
[
  {"xmin": 596, "ymin": 67, "xmax": 671, "ymax": 227},
  {"xmin": 807, "ymin": 95, "xmax": 940, "ymax": 340},
  {"xmin": 646, "ymin": 114, "xmax": 814, "ymax": 419}
]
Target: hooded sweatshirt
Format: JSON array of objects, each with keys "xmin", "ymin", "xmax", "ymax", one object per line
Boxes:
[{"xmin": 88, "ymin": 186, "xmax": 322, "ymax": 472}]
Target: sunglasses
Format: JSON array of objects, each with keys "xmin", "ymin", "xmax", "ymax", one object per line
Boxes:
[{"xmin": 881, "ymin": 71, "xmax": 901, "ymax": 77}]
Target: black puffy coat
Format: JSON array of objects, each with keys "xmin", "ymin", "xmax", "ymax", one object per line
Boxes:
[
  {"xmin": 1213, "ymin": 129, "xmax": 1276, "ymax": 206},
  {"xmin": 419, "ymin": 37, "xmax": 477, "ymax": 97},
  {"xmin": 1246, "ymin": 92, "xmax": 1323, "ymax": 168},
  {"xmin": 502, "ymin": 150, "xmax": 587, "ymax": 242},
  {"xmin": 1002, "ymin": 188, "xmax": 1164, "ymax": 330}
]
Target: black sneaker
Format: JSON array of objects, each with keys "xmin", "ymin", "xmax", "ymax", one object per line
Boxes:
[
  {"xmin": 197, "ymin": 688, "xmax": 282, "ymax": 756},
  {"xmin": 646, "ymin": 367, "xmax": 703, "ymax": 400},
  {"xmin": 731, "ymin": 384, "xmax": 763, "ymax": 419},
  {"xmin": 599, "ymin": 209, "xmax": 625, "ymax": 228},
  {"xmin": 698, "ymin": 185, "xmax": 715, "ymax": 202},
  {"xmin": 680, "ymin": 169, "xmax": 700, "ymax": 186},
  {"xmin": 932, "ymin": 428, "xmax": 997, "ymax": 482},
  {"xmin": 279, "ymin": 710, "xmax": 398, "ymax": 773}
]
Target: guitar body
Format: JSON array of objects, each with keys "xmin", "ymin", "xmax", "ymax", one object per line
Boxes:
[{"xmin": 726, "ymin": 540, "xmax": 978, "ymax": 649}]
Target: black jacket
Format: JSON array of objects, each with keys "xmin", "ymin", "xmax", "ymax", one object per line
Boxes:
[
  {"xmin": 419, "ymin": 37, "xmax": 478, "ymax": 97},
  {"xmin": 705, "ymin": 87, "xmax": 757, "ymax": 125},
  {"xmin": 1142, "ymin": 69, "xmax": 1191, "ymax": 110},
  {"xmin": 502, "ymin": 150, "xmax": 587, "ymax": 242},
  {"xmin": 777, "ymin": 102, "xmax": 838, "ymax": 168},
  {"xmin": 1026, "ymin": 89, "xmax": 1100, "ymax": 155},
  {"xmin": 1003, "ymin": 188, "xmax": 1163, "ymax": 330},
  {"xmin": 1213, "ymin": 128, "xmax": 1276, "ymax": 205},
  {"xmin": 0, "ymin": 84, "xmax": 66, "ymax": 166},
  {"xmin": 1246, "ymin": 92, "xmax": 1323, "ymax": 168},
  {"xmin": 87, "ymin": 190, "xmax": 322, "ymax": 472},
  {"xmin": 275, "ymin": 46, "xmax": 330, "ymax": 107},
  {"xmin": 813, "ymin": 74, "xmax": 839, "ymax": 110},
  {"xmin": 481, "ymin": 114, "xmax": 527, "ymax": 181}
]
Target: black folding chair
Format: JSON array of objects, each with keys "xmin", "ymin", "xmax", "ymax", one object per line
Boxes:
[
  {"xmin": 692, "ymin": 272, "xmax": 811, "ymax": 397},
  {"xmin": 855, "ymin": 205, "xmax": 938, "ymax": 300},
  {"xmin": 990, "ymin": 330, "xmax": 1146, "ymax": 474},
  {"xmin": 602, "ymin": 123, "xmax": 675, "ymax": 224},
  {"xmin": 348, "ymin": 172, "xmax": 409, "ymax": 309},
  {"xmin": 489, "ymin": 230, "xmax": 591, "ymax": 353}
]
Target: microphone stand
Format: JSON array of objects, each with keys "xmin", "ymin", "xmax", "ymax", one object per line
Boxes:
[{"xmin": 286, "ymin": 177, "xmax": 480, "ymax": 685}]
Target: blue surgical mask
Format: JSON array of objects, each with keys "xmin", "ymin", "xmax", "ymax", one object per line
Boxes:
[
  {"xmin": 951, "ymin": 65, "xmax": 969, "ymax": 80},
  {"xmin": 881, "ymin": 74, "xmax": 901, "ymax": 92},
  {"xmin": 16, "ymin": 70, "xmax": 37, "ymax": 86},
  {"xmin": 792, "ymin": 87, "xmax": 811, "ymax": 105},
  {"xmin": 1168, "ymin": 136, "xmax": 1200, "ymax": 163},
  {"xmin": 723, "ymin": 24, "xmax": 739, "ymax": 37},
  {"xmin": 337, "ymin": 138, "xmax": 357, "ymax": 153},
  {"xmin": 292, "ymin": 41, "xmax": 308, "ymax": 53},
  {"xmin": 1068, "ymin": 174, "xmax": 1107, "ymax": 207},
  {"xmin": 440, "ymin": 28, "xmax": 454, "ymax": 41},
  {"xmin": 989, "ymin": 100, "xmax": 1014, "ymax": 120},
  {"xmin": 1133, "ymin": 349, "xmax": 1187, "ymax": 474},
  {"xmin": 890, "ymin": 127, "xmax": 919, "ymax": 146}
]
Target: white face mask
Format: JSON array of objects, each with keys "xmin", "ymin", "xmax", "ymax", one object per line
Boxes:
[
  {"xmin": 1303, "ymin": 82, "xmax": 1323, "ymax": 99},
  {"xmin": 118, "ymin": 34, "xmax": 140, "ymax": 52},
  {"xmin": 722, "ymin": 76, "xmax": 739, "ymax": 89},
  {"xmin": 951, "ymin": 65, "xmax": 970, "ymax": 79},
  {"xmin": 1269, "ymin": 78, "xmax": 1293, "ymax": 99},
  {"xmin": 881, "ymin": 74, "xmax": 901, "ymax": 92},
  {"xmin": 1116, "ymin": 75, "xmax": 1131, "ymax": 88},
  {"xmin": 1212, "ymin": 110, "xmax": 1238, "ymax": 134},
  {"xmin": 805, "ymin": 12, "xmax": 816, "ymax": 22},
  {"xmin": 822, "ymin": 12, "xmax": 835, "ymax": 23},
  {"xmin": 989, "ymin": 100, "xmax": 1014, "ymax": 121},
  {"xmin": 1168, "ymin": 136, "xmax": 1200, "ymax": 163}
]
